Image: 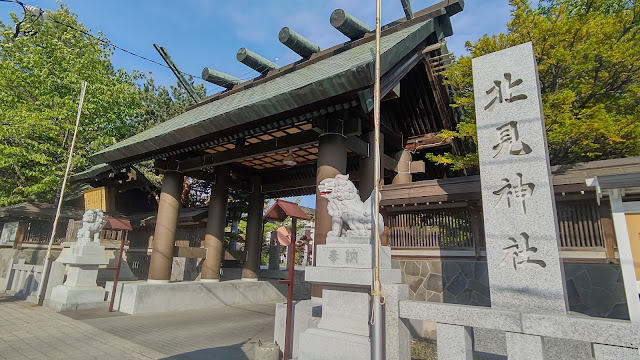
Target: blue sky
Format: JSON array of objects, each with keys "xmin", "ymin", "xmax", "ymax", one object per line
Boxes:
[{"xmin": 0, "ymin": 0, "xmax": 512, "ymax": 208}]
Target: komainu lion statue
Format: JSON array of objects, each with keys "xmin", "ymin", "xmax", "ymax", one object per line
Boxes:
[
  {"xmin": 318, "ymin": 174, "xmax": 384, "ymax": 238},
  {"xmin": 77, "ymin": 209, "xmax": 105, "ymax": 244}
]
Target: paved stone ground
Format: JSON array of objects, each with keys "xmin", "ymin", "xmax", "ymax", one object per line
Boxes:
[
  {"xmin": 76, "ymin": 302, "xmax": 276, "ymax": 360},
  {"xmin": 0, "ymin": 295, "xmax": 163, "ymax": 359},
  {"xmin": 0, "ymin": 295, "xmax": 277, "ymax": 360}
]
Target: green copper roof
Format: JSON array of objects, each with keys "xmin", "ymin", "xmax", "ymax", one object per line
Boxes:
[
  {"xmin": 69, "ymin": 163, "xmax": 112, "ymax": 183},
  {"xmin": 91, "ymin": 18, "xmax": 439, "ymax": 165}
]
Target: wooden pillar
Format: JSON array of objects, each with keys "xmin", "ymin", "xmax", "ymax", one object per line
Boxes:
[
  {"xmin": 13, "ymin": 221, "xmax": 26, "ymax": 249},
  {"xmin": 358, "ymin": 131, "xmax": 384, "ymax": 202},
  {"xmin": 599, "ymin": 200, "xmax": 617, "ymax": 259},
  {"xmin": 147, "ymin": 170, "xmax": 183, "ymax": 282},
  {"xmin": 392, "ymin": 150, "xmax": 412, "ymax": 185},
  {"xmin": 201, "ymin": 165, "xmax": 231, "ymax": 282},
  {"xmin": 313, "ymin": 134, "xmax": 347, "ymax": 297},
  {"xmin": 242, "ymin": 176, "xmax": 264, "ymax": 281}
]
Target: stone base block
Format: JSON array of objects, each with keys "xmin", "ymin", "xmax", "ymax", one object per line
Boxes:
[
  {"xmin": 274, "ymin": 300, "xmax": 322, "ymax": 359},
  {"xmin": 316, "ymin": 244, "xmax": 391, "ymax": 269},
  {"xmin": 318, "ymin": 287, "xmax": 370, "ymax": 336},
  {"xmin": 506, "ymin": 332, "xmax": 544, "ymax": 360},
  {"xmin": 437, "ymin": 323, "xmax": 473, "ymax": 360},
  {"xmin": 298, "ymin": 328, "xmax": 370, "ymax": 360},
  {"xmin": 57, "ymin": 244, "xmax": 110, "ymax": 265},
  {"xmin": 50, "ymin": 284, "xmax": 106, "ymax": 304},
  {"xmin": 382, "ymin": 283, "xmax": 410, "ymax": 360},
  {"xmin": 305, "ymin": 266, "xmax": 401, "ymax": 286},
  {"xmin": 326, "ymin": 236, "xmax": 370, "ymax": 244},
  {"xmin": 593, "ymin": 344, "xmax": 640, "ymax": 359},
  {"xmin": 44, "ymin": 299, "xmax": 108, "ymax": 312},
  {"xmin": 107, "ymin": 279, "xmax": 287, "ymax": 314}
]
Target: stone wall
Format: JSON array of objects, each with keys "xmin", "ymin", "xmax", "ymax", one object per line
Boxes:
[
  {"xmin": 394, "ymin": 259, "xmax": 629, "ymax": 320},
  {"xmin": 564, "ymin": 263, "xmax": 629, "ymax": 320},
  {"xmin": 394, "ymin": 259, "xmax": 491, "ymax": 307}
]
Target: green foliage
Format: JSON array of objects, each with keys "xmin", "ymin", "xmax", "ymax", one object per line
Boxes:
[
  {"xmin": 260, "ymin": 252, "xmax": 269, "ymax": 266},
  {"xmin": 0, "ymin": 4, "xmax": 208, "ymax": 206},
  {"xmin": 0, "ymin": 5, "xmax": 143, "ymax": 205},
  {"xmin": 137, "ymin": 75, "xmax": 206, "ymax": 134},
  {"xmin": 429, "ymin": 0, "xmax": 640, "ymax": 169}
]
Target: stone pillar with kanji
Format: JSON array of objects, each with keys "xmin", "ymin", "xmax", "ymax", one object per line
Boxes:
[{"xmin": 471, "ymin": 42, "xmax": 574, "ymax": 358}]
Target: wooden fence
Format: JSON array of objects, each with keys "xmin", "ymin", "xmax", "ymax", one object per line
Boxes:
[
  {"xmin": 388, "ymin": 209, "xmax": 480, "ymax": 248},
  {"xmin": 64, "ymin": 219, "xmax": 128, "ymax": 246},
  {"xmin": 21, "ymin": 220, "xmax": 68, "ymax": 244},
  {"xmin": 389, "ymin": 200, "xmax": 610, "ymax": 250},
  {"xmin": 556, "ymin": 200, "xmax": 605, "ymax": 248}
]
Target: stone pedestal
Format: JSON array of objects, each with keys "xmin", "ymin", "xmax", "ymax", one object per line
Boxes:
[
  {"xmin": 298, "ymin": 238, "xmax": 407, "ymax": 360},
  {"xmin": 269, "ymin": 242, "xmax": 280, "ymax": 270},
  {"xmin": 48, "ymin": 243, "xmax": 109, "ymax": 311}
]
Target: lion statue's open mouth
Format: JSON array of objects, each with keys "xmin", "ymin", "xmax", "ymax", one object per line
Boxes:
[{"xmin": 318, "ymin": 174, "xmax": 383, "ymax": 239}]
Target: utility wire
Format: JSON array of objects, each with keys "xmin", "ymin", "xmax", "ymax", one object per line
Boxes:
[
  {"xmin": 48, "ymin": 17, "xmax": 209, "ymax": 81},
  {"xmin": 49, "ymin": 17, "xmax": 270, "ymax": 88},
  {"xmin": 2, "ymin": 1, "xmax": 266, "ymax": 89},
  {"xmin": 2, "ymin": 2, "xmax": 281, "ymax": 91}
]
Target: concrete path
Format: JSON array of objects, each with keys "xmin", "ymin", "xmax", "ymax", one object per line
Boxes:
[
  {"xmin": 0, "ymin": 295, "xmax": 163, "ymax": 359},
  {"xmin": 0, "ymin": 295, "xmax": 277, "ymax": 360},
  {"xmin": 76, "ymin": 302, "xmax": 276, "ymax": 360}
]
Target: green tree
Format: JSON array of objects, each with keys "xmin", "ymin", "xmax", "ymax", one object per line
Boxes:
[
  {"xmin": 428, "ymin": 0, "xmax": 640, "ymax": 169},
  {"xmin": 0, "ymin": 5, "xmax": 144, "ymax": 205},
  {"xmin": 137, "ymin": 75, "xmax": 206, "ymax": 134}
]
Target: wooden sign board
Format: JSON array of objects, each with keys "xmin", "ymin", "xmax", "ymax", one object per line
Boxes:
[{"xmin": 84, "ymin": 187, "xmax": 108, "ymax": 212}]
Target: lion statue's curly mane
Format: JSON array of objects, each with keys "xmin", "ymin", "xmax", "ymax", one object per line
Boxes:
[
  {"xmin": 318, "ymin": 174, "xmax": 383, "ymax": 238},
  {"xmin": 77, "ymin": 209, "xmax": 105, "ymax": 244}
]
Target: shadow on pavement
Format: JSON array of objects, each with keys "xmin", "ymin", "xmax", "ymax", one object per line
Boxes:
[
  {"xmin": 0, "ymin": 294, "xmax": 22, "ymax": 303},
  {"xmin": 161, "ymin": 341, "xmax": 251, "ymax": 360},
  {"xmin": 60, "ymin": 308, "xmax": 129, "ymax": 320}
]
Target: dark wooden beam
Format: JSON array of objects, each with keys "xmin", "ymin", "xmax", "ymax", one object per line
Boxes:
[
  {"xmin": 161, "ymin": 130, "xmax": 319, "ymax": 173},
  {"xmin": 382, "ymin": 155, "xmax": 399, "ymax": 172},
  {"xmin": 154, "ymin": 158, "xmax": 179, "ymax": 171},
  {"xmin": 360, "ymin": 113, "xmax": 404, "ymax": 151},
  {"xmin": 184, "ymin": 169, "xmax": 215, "ymax": 182},
  {"xmin": 312, "ymin": 114, "xmax": 362, "ymax": 136},
  {"xmin": 184, "ymin": 169, "xmax": 253, "ymax": 191},
  {"xmin": 405, "ymin": 132, "xmax": 451, "ymax": 151},
  {"xmin": 346, "ymin": 136, "xmax": 369, "ymax": 157},
  {"xmin": 262, "ymin": 178, "xmax": 316, "ymax": 193},
  {"xmin": 346, "ymin": 135, "xmax": 399, "ymax": 172},
  {"xmin": 262, "ymin": 170, "xmax": 361, "ymax": 194}
]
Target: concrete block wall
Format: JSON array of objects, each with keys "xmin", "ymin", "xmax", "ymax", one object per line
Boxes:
[{"xmin": 0, "ymin": 249, "xmax": 56, "ymax": 291}]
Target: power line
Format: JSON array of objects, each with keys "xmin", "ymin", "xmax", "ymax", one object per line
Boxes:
[
  {"xmin": 2, "ymin": 2, "xmax": 264, "ymax": 89},
  {"xmin": 48, "ymin": 17, "xmax": 208, "ymax": 81},
  {"xmin": 1, "ymin": 2, "xmax": 281, "ymax": 91},
  {"xmin": 50, "ymin": 17, "xmax": 268, "ymax": 88}
]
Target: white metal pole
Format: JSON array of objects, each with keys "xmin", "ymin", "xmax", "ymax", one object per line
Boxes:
[
  {"xmin": 36, "ymin": 81, "xmax": 87, "ymax": 306},
  {"xmin": 372, "ymin": 0, "xmax": 384, "ymax": 358}
]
